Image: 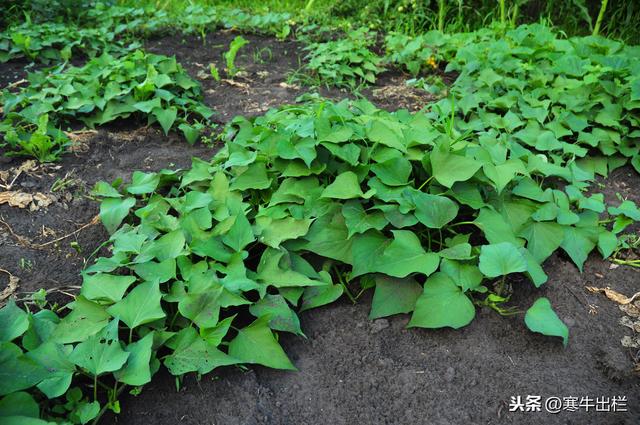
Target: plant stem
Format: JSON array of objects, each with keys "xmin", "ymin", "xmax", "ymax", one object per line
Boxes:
[
  {"xmin": 499, "ymin": 0, "xmax": 506, "ymax": 28},
  {"xmin": 438, "ymin": 0, "xmax": 446, "ymax": 32},
  {"xmin": 593, "ymin": 0, "xmax": 609, "ymax": 36},
  {"xmin": 93, "ymin": 375, "xmax": 98, "ymax": 402},
  {"xmin": 496, "ymin": 275, "xmax": 507, "ymax": 296}
]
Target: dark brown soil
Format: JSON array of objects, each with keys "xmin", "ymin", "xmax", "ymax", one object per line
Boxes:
[{"xmin": 0, "ymin": 32, "xmax": 638, "ymax": 425}]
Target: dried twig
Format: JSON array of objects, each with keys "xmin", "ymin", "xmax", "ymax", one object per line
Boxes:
[
  {"xmin": 0, "ymin": 217, "xmax": 34, "ymax": 247},
  {"xmin": 35, "ymin": 215, "xmax": 100, "ymax": 248}
]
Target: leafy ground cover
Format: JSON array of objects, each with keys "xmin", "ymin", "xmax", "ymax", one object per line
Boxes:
[
  {"xmin": 1, "ymin": 50, "xmax": 214, "ymax": 161},
  {"xmin": 0, "ymin": 2, "xmax": 639, "ymax": 424}
]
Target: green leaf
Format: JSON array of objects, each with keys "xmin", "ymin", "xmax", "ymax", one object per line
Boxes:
[
  {"xmin": 341, "ymin": 200, "xmax": 387, "ymax": 238},
  {"xmin": 370, "ymin": 156, "xmax": 412, "ymax": 186},
  {"xmin": 69, "ymin": 320, "xmax": 129, "ymax": 376},
  {"xmin": 151, "ymin": 230, "xmax": 186, "ymax": 261},
  {"xmin": 608, "ymin": 200, "xmax": 640, "ymax": 221},
  {"xmin": 524, "ymin": 297, "xmax": 569, "ymax": 346},
  {"xmin": 430, "ymin": 148, "xmax": 482, "ymax": 188},
  {"xmin": 178, "ymin": 287, "xmax": 222, "ymax": 329},
  {"xmin": 114, "ymin": 332, "xmax": 155, "ymax": 386},
  {"xmin": 366, "ymin": 119, "xmax": 406, "ymax": 152},
  {"xmin": 91, "ymin": 181, "xmax": 122, "ymax": 198},
  {"xmin": 222, "ymin": 213, "xmax": 255, "ymax": 251},
  {"xmin": 560, "ymin": 226, "xmax": 597, "ymax": 271},
  {"xmin": 249, "ymin": 294, "xmax": 303, "ymax": 335},
  {"xmin": 518, "ymin": 221, "xmax": 564, "ymax": 263},
  {"xmin": 369, "ymin": 276, "xmax": 422, "ymax": 319},
  {"xmin": 127, "ymin": 171, "xmax": 160, "ymax": 195},
  {"xmin": 228, "ymin": 317, "xmax": 297, "ymax": 370},
  {"xmin": 0, "ymin": 392, "xmax": 39, "ymax": 418},
  {"xmin": 440, "ymin": 259, "xmax": 484, "ymax": 291},
  {"xmin": 52, "ymin": 296, "xmax": 110, "ymax": 344},
  {"xmin": 26, "ymin": 342, "xmax": 74, "ymax": 398},
  {"xmin": 0, "ymin": 301, "xmax": 29, "ymax": 342},
  {"xmin": 100, "ymin": 197, "xmax": 136, "ymax": 234},
  {"xmin": 412, "ymin": 192, "xmax": 459, "ymax": 229},
  {"xmin": 321, "ymin": 171, "xmax": 368, "ymax": 199},
  {"xmin": 478, "ymin": 242, "xmax": 528, "ymax": 277},
  {"xmin": 80, "ymin": 273, "xmax": 137, "ymax": 303},
  {"xmin": 255, "ymin": 216, "xmax": 313, "ymax": 247},
  {"xmin": 230, "ymin": 162, "xmax": 272, "ymax": 191},
  {"xmin": 300, "ymin": 283, "xmax": 344, "ymax": 312},
  {"xmin": 597, "ymin": 231, "xmax": 617, "ymax": 259},
  {"xmin": 0, "ymin": 344, "xmax": 48, "ymax": 396},
  {"xmin": 164, "ymin": 332, "xmax": 237, "ymax": 375},
  {"xmin": 373, "ymin": 230, "xmax": 439, "ymax": 278},
  {"xmin": 408, "ymin": 272, "xmax": 476, "ymax": 329},
  {"xmin": 153, "ymin": 106, "xmax": 178, "ymax": 134},
  {"xmin": 107, "ymin": 281, "xmax": 166, "ymax": 329}
]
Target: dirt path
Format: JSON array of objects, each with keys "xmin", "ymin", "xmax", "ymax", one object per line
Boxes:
[{"xmin": 0, "ymin": 32, "xmax": 638, "ymax": 425}]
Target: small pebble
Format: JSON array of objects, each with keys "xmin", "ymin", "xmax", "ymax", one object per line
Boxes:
[{"xmin": 370, "ymin": 318, "xmax": 389, "ymax": 334}]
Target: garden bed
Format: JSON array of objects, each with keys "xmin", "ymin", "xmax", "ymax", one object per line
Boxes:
[{"xmin": 1, "ymin": 31, "xmax": 638, "ymax": 424}]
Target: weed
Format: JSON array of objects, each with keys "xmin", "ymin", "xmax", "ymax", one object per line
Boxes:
[
  {"xmin": 224, "ymin": 36, "xmax": 249, "ymax": 77},
  {"xmin": 301, "ymin": 27, "xmax": 384, "ymax": 89}
]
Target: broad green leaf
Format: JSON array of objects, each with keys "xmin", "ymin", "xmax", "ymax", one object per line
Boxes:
[
  {"xmin": 153, "ymin": 106, "xmax": 178, "ymax": 134},
  {"xmin": 366, "ymin": 119, "xmax": 406, "ymax": 152},
  {"xmin": 228, "ymin": 317, "xmax": 297, "ymax": 370},
  {"xmin": 0, "ymin": 392, "xmax": 39, "ymax": 418},
  {"xmin": 0, "ymin": 301, "xmax": 29, "ymax": 342},
  {"xmin": 524, "ymin": 297, "xmax": 569, "ymax": 346},
  {"xmin": 369, "ymin": 276, "xmax": 422, "ymax": 319},
  {"xmin": 518, "ymin": 221, "xmax": 564, "ymax": 263},
  {"xmin": 408, "ymin": 272, "xmax": 476, "ymax": 329},
  {"xmin": 341, "ymin": 201, "xmax": 387, "ymax": 238},
  {"xmin": 249, "ymin": 294, "xmax": 303, "ymax": 335},
  {"xmin": 164, "ymin": 334, "xmax": 237, "ymax": 375},
  {"xmin": 114, "ymin": 332, "xmax": 155, "ymax": 386},
  {"xmin": 222, "ymin": 213, "xmax": 255, "ymax": 251},
  {"xmin": 80, "ymin": 273, "xmax": 137, "ymax": 303},
  {"xmin": 373, "ymin": 230, "xmax": 439, "ymax": 278},
  {"xmin": 107, "ymin": 281, "xmax": 166, "ymax": 329},
  {"xmin": 255, "ymin": 216, "xmax": 313, "ymax": 247},
  {"xmin": 370, "ymin": 156, "xmax": 412, "ymax": 186},
  {"xmin": 127, "ymin": 171, "xmax": 160, "ymax": 195},
  {"xmin": 300, "ymin": 282, "xmax": 344, "ymax": 312},
  {"xmin": 26, "ymin": 342, "xmax": 74, "ymax": 398},
  {"xmin": 0, "ymin": 345, "xmax": 49, "ymax": 396},
  {"xmin": 597, "ymin": 231, "xmax": 617, "ymax": 259},
  {"xmin": 52, "ymin": 297, "xmax": 110, "ymax": 344},
  {"xmin": 478, "ymin": 242, "xmax": 528, "ymax": 277},
  {"xmin": 440, "ymin": 259, "xmax": 484, "ymax": 291},
  {"xmin": 430, "ymin": 148, "xmax": 482, "ymax": 188},
  {"xmin": 69, "ymin": 321, "xmax": 129, "ymax": 376},
  {"xmin": 100, "ymin": 197, "xmax": 136, "ymax": 234},
  {"xmin": 560, "ymin": 226, "xmax": 597, "ymax": 271},
  {"xmin": 321, "ymin": 171, "xmax": 368, "ymax": 199},
  {"xmin": 178, "ymin": 288, "xmax": 222, "ymax": 329},
  {"xmin": 412, "ymin": 192, "xmax": 459, "ymax": 229}
]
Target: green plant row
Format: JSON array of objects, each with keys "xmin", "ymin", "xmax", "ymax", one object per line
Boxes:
[
  {"xmin": 3, "ymin": 92, "xmax": 640, "ymax": 422},
  {"xmin": 0, "ymin": 21, "xmax": 135, "ymax": 64},
  {"xmin": 397, "ymin": 24, "xmax": 640, "ymax": 173},
  {"xmin": 0, "ymin": 50, "xmax": 214, "ymax": 161},
  {"xmin": 0, "ymin": 3, "xmax": 291, "ymax": 65}
]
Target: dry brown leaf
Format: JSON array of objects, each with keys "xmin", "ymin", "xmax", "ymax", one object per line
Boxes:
[
  {"xmin": 585, "ymin": 286, "xmax": 640, "ymax": 305},
  {"xmin": 0, "ymin": 269, "xmax": 19, "ymax": 307},
  {"xmin": 0, "ymin": 191, "xmax": 56, "ymax": 210},
  {"xmin": 0, "ymin": 191, "xmax": 33, "ymax": 208},
  {"xmin": 620, "ymin": 303, "xmax": 640, "ymax": 318},
  {"xmin": 621, "ymin": 335, "xmax": 640, "ymax": 349}
]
